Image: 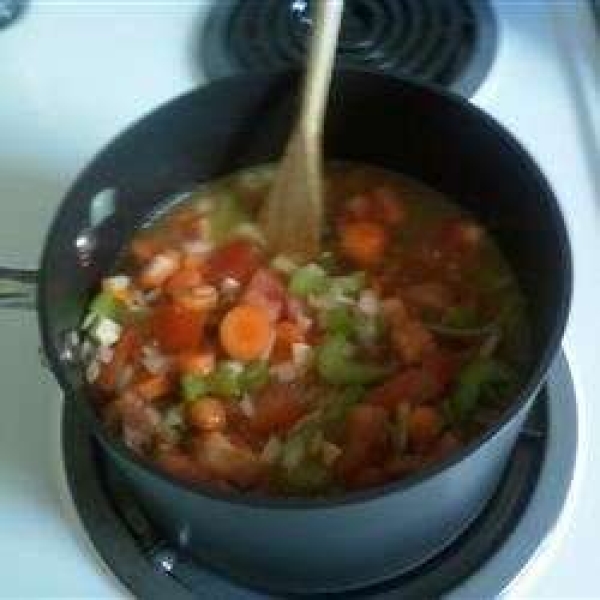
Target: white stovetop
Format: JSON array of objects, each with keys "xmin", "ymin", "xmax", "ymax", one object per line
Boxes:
[{"xmin": 0, "ymin": 1, "xmax": 598, "ymax": 598}]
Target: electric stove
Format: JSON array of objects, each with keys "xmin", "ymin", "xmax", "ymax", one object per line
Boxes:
[{"xmin": 0, "ymin": 1, "xmax": 597, "ymax": 597}]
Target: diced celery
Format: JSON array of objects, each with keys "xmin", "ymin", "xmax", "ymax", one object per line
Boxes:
[
  {"xmin": 209, "ymin": 193, "xmax": 250, "ymax": 243},
  {"xmin": 316, "ymin": 250, "xmax": 338, "ymax": 272},
  {"xmin": 83, "ymin": 290, "xmax": 124, "ymax": 328},
  {"xmin": 240, "ymin": 360, "xmax": 270, "ymax": 392},
  {"xmin": 322, "ymin": 386, "xmax": 365, "ymax": 425},
  {"xmin": 329, "ymin": 272, "xmax": 366, "ymax": 297},
  {"xmin": 324, "ymin": 306, "xmax": 355, "ymax": 336},
  {"xmin": 354, "ymin": 313, "xmax": 384, "ymax": 344},
  {"xmin": 316, "ymin": 335, "xmax": 389, "ymax": 385},
  {"xmin": 207, "ymin": 362, "xmax": 243, "ymax": 397},
  {"xmin": 444, "ymin": 358, "xmax": 514, "ymax": 423},
  {"xmin": 289, "ymin": 264, "xmax": 329, "ymax": 297},
  {"xmin": 181, "ymin": 373, "xmax": 210, "ymax": 402},
  {"xmin": 282, "ymin": 460, "xmax": 330, "ymax": 493},
  {"xmin": 444, "ymin": 306, "xmax": 480, "ymax": 329}
]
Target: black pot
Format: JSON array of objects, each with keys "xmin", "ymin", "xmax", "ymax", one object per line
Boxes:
[{"xmin": 2, "ymin": 71, "xmax": 571, "ymax": 594}]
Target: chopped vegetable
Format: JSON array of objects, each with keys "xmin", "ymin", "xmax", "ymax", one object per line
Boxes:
[
  {"xmin": 340, "ymin": 221, "xmax": 387, "ymax": 266},
  {"xmin": 83, "ymin": 163, "xmax": 529, "ymax": 497},
  {"xmin": 271, "ymin": 255, "xmax": 298, "ymax": 274},
  {"xmin": 133, "ymin": 373, "xmax": 171, "ymax": 402},
  {"xmin": 187, "ymin": 397, "xmax": 227, "ymax": 432},
  {"xmin": 83, "ymin": 290, "xmax": 124, "ymax": 328},
  {"xmin": 272, "ymin": 321, "xmax": 304, "ymax": 362},
  {"xmin": 208, "ymin": 193, "xmax": 250, "ymax": 243},
  {"xmin": 444, "ymin": 358, "xmax": 514, "ymax": 424},
  {"xmin": 321, "ymin": 386, "xmax": 365, "ymax": 425},
  {"xmin": 260, "ymin": 436, "xmax": 282, "ymax": 464},
  {"xmin": 90, "ymin": 317, "xmax": 122, "ymax": 346},
  {"xmin": 220, "ymin": 304, "xmax": 274, "ymax": 362},
  {"xmin": 323, "ymin": 306, "xmax": 354, "ymax": 336},
  {"xmin": 289, "ymin": 264, "xmax": 329, "ymax": 297},
  {"xmin": 182, "ymin": 360, "xmax": 269, "ymax": 401},
  {"xmin": 282, "ymin": 460, "xmax": 330, "ymax": 493},
  {"xmin": 316, "ymin": 335, "xmax": 389, "ymax": 385},
  {"xmin": 444, "ymin": 306, "xmax": 480, "ymax": 328},
  {"xmin": 408, "ymin": 406, "xmax": 442, "ymax": 451},
  {"xmin": 329, "ymin": 272, "xmax": 366, "ymax": 297},
  {"xmin": 181, "ymin": 372, "xmax": 210, "ymax": 401},
  {"xmin": 151, "ymin": 303, "xmax": 203, "ymax": 353},
  {"xmin": 239, "ymin": 360, "xmax": 270, "ymax": 392},
  {"xmin": 205, "ymin": 361, "xmax": 244, "ymax": 397},
  {"xmin": 204, "ymin": 239, "xmax": 261, "ymax": 285},
  {"xmin": 177, "ymin": 352, "xmax": 215, "ymax": 376},
  {"xmin": 252, "ymin": 383, "xmax": 306, "ymax": 435},
  {"xmin": 139, "ymin": 251, "xmax": 180, "ymax": 290}
]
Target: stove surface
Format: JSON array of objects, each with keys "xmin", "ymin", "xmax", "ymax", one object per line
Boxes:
[{"xmin": 0, "ymin": 1, "xmax": 598, "ymax": 598}]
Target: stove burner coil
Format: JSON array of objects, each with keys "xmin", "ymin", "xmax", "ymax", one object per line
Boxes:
[{"xmin": 201, "ymin": 0, "xmax": 497, "ymax": 97}]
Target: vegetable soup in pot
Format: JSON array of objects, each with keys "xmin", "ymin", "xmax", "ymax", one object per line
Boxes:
[{"xmin": 79, "ymin": 163, "xmax": 530, "ymax": 497}]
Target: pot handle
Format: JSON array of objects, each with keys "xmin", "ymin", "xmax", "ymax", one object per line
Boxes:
[{"xmin": 0, "ymin": 267, "xmax": 38, "ymax": 310}]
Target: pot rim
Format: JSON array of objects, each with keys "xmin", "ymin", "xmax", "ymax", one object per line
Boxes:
[{"xmin": 38, "ymin": 70, "xmax": 573, "ymax": 510}]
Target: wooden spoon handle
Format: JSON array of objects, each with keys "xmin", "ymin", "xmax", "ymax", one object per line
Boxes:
[{"xmin": 300, "ymin": 0, "xmax": 344, "ymax": 136}]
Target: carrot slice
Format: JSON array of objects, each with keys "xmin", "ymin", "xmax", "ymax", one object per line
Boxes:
[
  {"xmin": 130, "ymin": 235, "xmax": 165, "ymax": 264},
  {"xmin": 408, "ymin": 406, "xmax": 442, "ymax": 452},
  {"xmin": 340, "ymin": 221, "xmax": 387, "ymax": 266},
  {"xmin": 164, "ymin": 267, "xmax": 203, "ymax": 295},
  {"xmin": 177, "ymin": 351, "xmax": 215, "ymax": 376},
  {"xmin": 132, "ymin": 373, "xmax": 171, "ymax": 402},
  {"xmin": 220, "ymin": 304, "xmax": 273, "ymax": 361}
]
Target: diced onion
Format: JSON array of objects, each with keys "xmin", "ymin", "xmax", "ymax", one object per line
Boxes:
[
  {"xmin": 358, "ymin": 289, "xmax": 379, "ymax": 316},
  {"xmin": 221, "ymin": 277, "xmax": 241, "ymax": 294},
  {"xmin": 291, "ymin": 343, "xmax": 313, "ymax": 371},
  {"xmin": 222, "ymin": 360, "xmax": 245, "ymax": 375},
  {"xmin": 79, "ymin": 339, "xmax": 94, "ymax": 362},
  {"xmin": 144, "ymin": 253, "xmax": 179, "ymax": 282},
  {"xmin": 296, "ymin": 314, "xmax": 312, "ymax": 333},
  {"xmin": 98, "ymin": 345, "xmax": 114, "ymax": 364},
  {"xmin": 178, "ymin": 285, "xmax": 218, "ymax": 312},
  {"xmin": 308, "ymin": 431, "xmax": 324, "ymax": 456},
  {"xmin": 67, "ymin": 330, "xmax": 80, "ymax": 348},
  {"xmin": 116, "ymin": 365, "xmax": 134, "ymax": 391},
  {"xmin": 92, "ymin": 318, "xmax": 122, "ymax": 346},
  {"xmin": 195, "ymin": 196, "xmax": 216, "ymax": 214},
  {"xmin": 142, "ymin": 350, "xmax": 169, "ymax": 375},
  {"xmin": 103, "ymin": 275, "xmax": 130, "ymax": 291},
  {"xmin": 183, "ymin": 239, "xmax": 213, "ymax": 255},
  {"xmin": 270, "ymin": 362, "xmax": 297, "ymax": 383},
  {"xmin": 322, "ymin": 442, "xmax": 342, "ymax": 466},
  {"xmin": 260, "ymin": 436, "xmax": 282, "ymax": 464},
  {"xmin": 232, "ymin": 223, "xmax": 266, "ymax": 246},
  {"xmin": 240, "ymin": 394, "xmax": 255, "ymax": 418},
  {"xmin": 271, "ymin": 255, "xmax": 298, "ymax": 275},
  {"xmin": 81, "ymin": 311, "xmax": 97, "ymax": 330},
  {"xmin": 163, "ymin": 405, "xmax": 184, "ymax": 429},
  {"xmin": 86, "ymin": 360, "xmax": 100, "ymax": 383},
  {"xmin": 143, "ymin": 289, "xmax": 161, "ymax": 304}
]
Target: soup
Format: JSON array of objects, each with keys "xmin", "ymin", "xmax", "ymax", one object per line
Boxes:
[{"xmin": 79, "ymin": 164, "xmax": 529, "ymax": 497}]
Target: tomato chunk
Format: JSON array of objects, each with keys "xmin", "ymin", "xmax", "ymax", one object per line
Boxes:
[
  {"xmin": 151, "ymin": 303, "xmax": 203, "ymax": 353},
  {"xmin": 367, "ymin": 368, "xmax": 439, "ymax": 411},
  {"xmin": 242, "ymin": 268, "xmax": 287, "ymax": 322},
  {"xmin": 251, "ymin": 383, "xmax": 306, "ymax": 435},
  {"xmin": 204, "ymin": 239, "xmax": 261, "ymax": 285}
]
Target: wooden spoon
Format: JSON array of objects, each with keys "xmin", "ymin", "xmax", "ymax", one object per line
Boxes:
[{"xmin": 259, "ymin": 0, "xmax": 344, "ymax": 262}]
